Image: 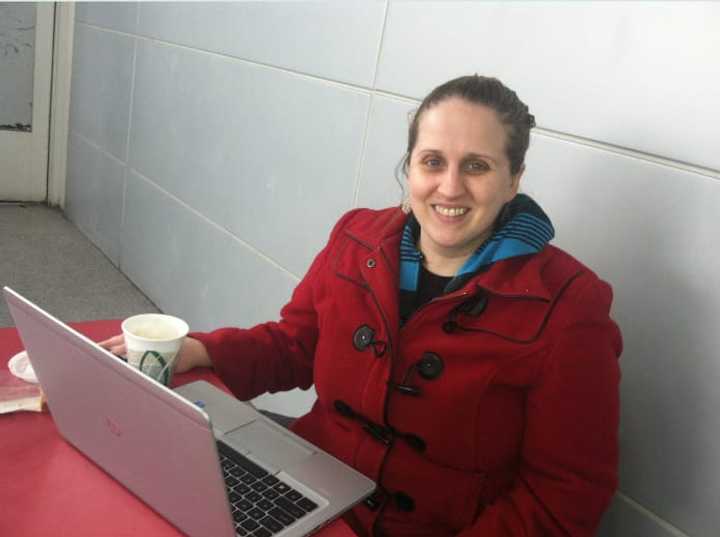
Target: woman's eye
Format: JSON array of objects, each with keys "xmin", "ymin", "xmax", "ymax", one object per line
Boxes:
[
  {"xmin": 423, "ymin": 157, "xmax": 443, "ymax": 168},
  {"xmin": 465, "ymin": 161, "xmax": 489, "ymax": 173}
]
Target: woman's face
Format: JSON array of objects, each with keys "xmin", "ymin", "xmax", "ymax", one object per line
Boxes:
[{"xmin": 407, "ymin": 98, "xmax": 523, "ymax": 270}]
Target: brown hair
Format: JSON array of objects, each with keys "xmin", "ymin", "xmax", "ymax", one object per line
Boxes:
[{"xmin": 401, "ymin": 75, "xmax": 535, "ymax": 176}]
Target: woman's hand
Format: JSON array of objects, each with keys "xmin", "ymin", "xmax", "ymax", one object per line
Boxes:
[
  {"xmin": 175, "ymin": 337, "xmax": 213, "ymax": 373},
  {"xmin": 99, "ymin": 334, "xmax": 128, "ymax": 357},
  {"xmin": 98, "ymin": 335, "xmax": 213, "ymax": 374}
]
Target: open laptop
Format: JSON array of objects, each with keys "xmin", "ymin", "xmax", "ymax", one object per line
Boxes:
[{"xmin": 4, "ymin": 287, "xmax": 374, "ymax": 537}]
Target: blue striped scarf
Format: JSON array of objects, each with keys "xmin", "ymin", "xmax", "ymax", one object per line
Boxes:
[{"xmin": 399, "ymin": 194, "xmax": 555, "ymax": 294}]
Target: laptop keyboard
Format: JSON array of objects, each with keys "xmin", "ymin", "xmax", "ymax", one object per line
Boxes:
[{"xmin": 217, "ymin": 441, "xmax": 319, "ymax": 537}]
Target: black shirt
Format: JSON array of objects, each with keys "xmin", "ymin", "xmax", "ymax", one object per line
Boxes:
[{"xmin": 399, "ymin": 264, "xmax": 452, "ymax": 326}]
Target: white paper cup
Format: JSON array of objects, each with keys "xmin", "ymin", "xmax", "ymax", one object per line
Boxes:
[{"xmin": 121, "ymin": 314, "xmax": 189, "ymax": 386}]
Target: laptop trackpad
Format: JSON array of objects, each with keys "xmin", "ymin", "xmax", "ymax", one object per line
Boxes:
[{"xmin": 225, "ymin": 420, "xmax": 313, "ymax": 471}]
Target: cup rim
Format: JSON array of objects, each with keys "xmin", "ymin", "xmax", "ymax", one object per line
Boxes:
[{"xmin": 121, "ymin": 313, "xmax": 189, "ymax": 342}]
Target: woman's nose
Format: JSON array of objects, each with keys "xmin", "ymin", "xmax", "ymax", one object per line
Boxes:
[{"xmin": 436, "ymin": 167, "xmax": 465, "ymax": 197}]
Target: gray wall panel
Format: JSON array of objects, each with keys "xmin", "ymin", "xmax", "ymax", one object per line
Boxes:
[
  {"xmin": 129, "ymin": 40, "xmax": 370, "ymax": 277},
  {"xmin": 69, "ymin": 24, "xmax": 134, "ymax": 160},
  {"xmin": 65, "ymin": 133, "xmax": 124, "ymax": 265},
  {"xmin": 524, "ymin": 135, "xmax": 720, "ymax": 537},
  {"xmin": 356, "ymin": 96, "xmax": 414, "ymax": 209},
  {"xmin": 122, "ymin": 170, "xmax": 297, "ymax": 331},
  {"xmin": 137, "ymin": 2, "xmax": 386, "ymax": 86},
  {"xmin": 75, "ymin": 2, "xmax": 138, "ymax": 34},
  {"xmin": 377, "ymin": 1, "xmax": 720, "ymax": 170}
]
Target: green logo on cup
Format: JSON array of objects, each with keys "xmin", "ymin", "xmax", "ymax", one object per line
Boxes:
[{"xmin": 138, "ymin": 350, "xmax": 172, "ymax": 385}]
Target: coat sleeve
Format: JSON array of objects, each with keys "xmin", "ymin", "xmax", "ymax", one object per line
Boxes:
[
  {"xmin": 189, "ymin": 209, "xmax": 362, "ymax": 401},
  {"xmin": 459, "ymin": 276, "xmax": 622, "ymax": 536}
]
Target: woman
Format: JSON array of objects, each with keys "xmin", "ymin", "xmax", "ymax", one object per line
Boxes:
[{"xmin": 103, "ymin": 75, "xmax": 622, "ymax": 536}]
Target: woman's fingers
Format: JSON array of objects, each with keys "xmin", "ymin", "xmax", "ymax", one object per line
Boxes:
[
  {"xmin": 110, "ymin": 343, "xmax": 127, "ymax": 357},
  {"xmin": 98, "ymin": 334, "xmax": 123, "ymax": 348},
  {"xmin": 98, "ymin": 334, "xmax": 127, "ymax": 357}
]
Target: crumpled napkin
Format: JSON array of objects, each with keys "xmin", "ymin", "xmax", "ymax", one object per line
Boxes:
[{"xmin": 8, "ymin": 350, "xmax": 38, "ymax": 383}]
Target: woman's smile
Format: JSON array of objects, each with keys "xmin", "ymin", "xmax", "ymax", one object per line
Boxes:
[{"xmin": 432, "ymin": 204, "xmax": 469, "ymax": 218}]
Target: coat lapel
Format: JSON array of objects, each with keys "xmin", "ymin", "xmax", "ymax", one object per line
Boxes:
[{"xmin": 336, "ymin": 208, "xmax": 405, "ymax": 343}]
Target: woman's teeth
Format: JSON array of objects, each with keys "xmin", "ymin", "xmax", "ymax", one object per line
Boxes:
[{"xmin": 434, "ymin": 206, "xmax": 468, "ymax": 217}]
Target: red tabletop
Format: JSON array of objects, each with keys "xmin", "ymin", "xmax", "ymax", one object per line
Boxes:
[{"xmin": 0, "ymin": 320, "xmax": 355, "ymax": 537}]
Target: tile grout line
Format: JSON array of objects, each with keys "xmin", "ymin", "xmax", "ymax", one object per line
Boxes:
[
  {"xmin": 69, "ymin": 130, "xmax": 125, "ymax": 168},
  {"xmin": 76, "ymin": 21, "xmax": 375, "ymax": 97},
  {"xmin": 534, "ymin": 129, "xmax": 720, "ymax": 180},
  {"xmin": 372, "ymin": 89, "xmax": 419, "ymax": 106},
  {"xmin": 351, "ymin": 95, "xmax": 376, "ymax": 209},
  {"xmin": 371, "ymin": 0, "xmax": 390, "ymax": 89},
  {"xmin": 127, "ymin": 169, "xmax": 302, "ymax": 284},
  {"xmin": 616, "ymin": 492, "xmax": 692, "ymax": 537},
  {"xmin": 348, "ymin": 0, "xmax": 391, "ymax": 209},
  {"xmin": 119, "ymin": 34, "xmax": 140, "ymax": 271}
]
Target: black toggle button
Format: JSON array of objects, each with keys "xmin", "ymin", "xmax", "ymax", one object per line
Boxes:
[
  {"xmin": 403, "ymin": 434, "xmax": 426, "ymax": 452},
  {"xmin": 470, "ymin": 293, "xmax": 488, "ymax": 316},
  {"xmin": 417, "ymin": 352, "xmax": 444, "ymax": 380},
  {"xmin": 390, "ymin": 382, "xmax": 421, "ymax": 396},
  {"xmin": 334, "ymin": 400, "xmax": 393, "ymax": 445},
  {"xmin": 334, "ymin": 400, "xmax": 355, "ymax": 418},
  {"xmin": 363, "ymin": 423, "xmax": 392, "ymax": 446},
  {"xmin": 352, "ymin": 324, "xmax": 386, "ymax": 357},
  {"xmin": 362, "ymin": 489, "xmax": 385, "ymax": 511},
  {"xmin": 352, "ymin": 325, "xmax": 375, "ymax": 351},
  {"xmin": 394, "ymin": 491, "xmax": 415, "ymax": 512}
]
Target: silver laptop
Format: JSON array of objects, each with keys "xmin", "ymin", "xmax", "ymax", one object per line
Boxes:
[{"xmin": 4, "ymin": 287, "xmax": 374, "ymax": 537}]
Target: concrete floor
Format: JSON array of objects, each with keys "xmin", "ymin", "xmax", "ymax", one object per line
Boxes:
[{"xmin": 0, "ymin": 203, "xmax": 159, "ymax": 327}]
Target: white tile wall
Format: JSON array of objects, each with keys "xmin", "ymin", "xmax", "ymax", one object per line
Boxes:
[
  {"xmin": 122, "ymin": 170, "xmax": 297, "ymax": 332},
  {"xmin": 69, "ymin": 24, "xmax": 135, "ymax": 160},
  {"xmin": 66, "ymin": 2, "xmax": 720, "ymax": 534},
  {"xmin": 377, "ymin": 1, "xmax": 720, "ymax": 171},
  {"xmin": 75, "ymin": 1, "xmax": 138, "ymax": 34},
  {"xmin": 64, "ymin": 133, "xmax": 125, "ymax": 265},
  {"xmin": 356, "ymin": 96, "xmax": 414, "ymax": 209},
  {"xmin": 129, "ymin": 39, "xmax": 370, "ymax": 277},
  {"xmin": 137, "ymin": 2, "xmax": 386, "ymax": 86}
]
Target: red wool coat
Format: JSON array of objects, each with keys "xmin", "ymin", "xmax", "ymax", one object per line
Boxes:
[{"xmin": 193, "ymin": 207, "xmax": 622, "ymax": 537}]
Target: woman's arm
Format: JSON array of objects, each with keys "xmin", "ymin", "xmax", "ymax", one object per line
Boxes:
[{"xmin": 460, "ymin": 277, "xmax": 622, "ymax": 536}]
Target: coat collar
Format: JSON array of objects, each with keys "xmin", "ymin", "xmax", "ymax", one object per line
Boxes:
[
  {"xmin": 343, "ymin": 207, "xmax": 406, "ymax": 253},
  {"xmin": 342, "ymin": 207, "xmax": 558, "ymax": 302}
]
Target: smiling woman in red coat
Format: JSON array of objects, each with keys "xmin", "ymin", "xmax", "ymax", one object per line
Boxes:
[{"xmin": 105, "ymin": 75, "xmax": 622, "ymax": 536}]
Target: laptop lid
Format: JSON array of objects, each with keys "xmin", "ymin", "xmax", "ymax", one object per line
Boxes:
[{"xmin": 4, "ymin": 286, "xmax": 239, "ymax": 537}]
